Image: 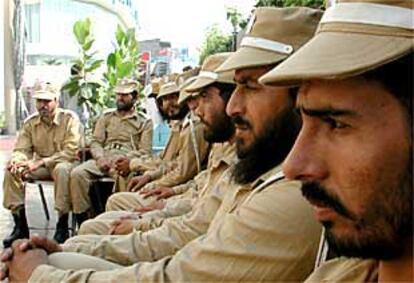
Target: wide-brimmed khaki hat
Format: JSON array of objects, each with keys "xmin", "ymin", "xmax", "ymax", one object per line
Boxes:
[
  {"xmin": 33, "ymin": 83, "xmax": 59, "ymax": 100},
  {"xmin": 185, "ymin": 52, "xmax": 235, "ymax": 93},
  {"xmin": 176, "ymin": 67, "xmax": 200, "ymax": 86},
  {"xmin": 260, "ymin": 0, "xmax": 414, "ymax": 85},
  {"xmin": 157, "ymin": 82, "xmax": 180, "ymax": 99},
  {"xmin": 178, "ymin": 76, "xmax": 198, "ymax": 104},
  {"xmin": 114, "ymin": 78, "xmax": 139, "ymax": 94},
  {"xmin": 216, "ymin": 7, "xmax": 323, "ymax": 73},
  {"xmin": 147, "ymin": 78, "xmax": 163, "ymax": 98}
]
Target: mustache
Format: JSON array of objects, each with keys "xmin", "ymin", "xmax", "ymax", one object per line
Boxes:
[
  {"xmin": 301, "ymin": 182, "xmax": 356, "ymax": 220},
  {"xmin": 231, "ymin": 116, "xmax": 251, "ymax": 128}
]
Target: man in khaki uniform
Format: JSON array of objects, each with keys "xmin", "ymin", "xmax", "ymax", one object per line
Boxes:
[
  {"xmin": 75, "ymin": 52, "xmax": 237, "ymax": 236},
  {"xmin": 0, "ymin": 8, "xmax": 324, "ymax": 283},
  {"xmin": 106, "ymin": 81, "xmax": 210, "ymax": 211},
  {"xmin": 259, "ymin": 0, "xmax": 413, "ymax": 281},
  {"xmin": 69, "ymin": 79, "xmax": 153, "ymax": 226},
  {"xmin": 2, "ymin": 84, "xmax": 80, "ymax": 247}
]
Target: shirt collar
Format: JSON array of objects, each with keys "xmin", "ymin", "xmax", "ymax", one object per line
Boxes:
[
  {"xmin": 251, "ymin": 164, "xmax": 284, "ymax": 189},
  {"xmin": 214, "ymin": 142, "xmax": 238, "ymax": 167},
  {"xmin": 115, "ymin": 108, "xmax": 139, "ymax": 119},
  {"xmin": 35, "ymin": 108, "xmax": 61, "ymax": 126}
]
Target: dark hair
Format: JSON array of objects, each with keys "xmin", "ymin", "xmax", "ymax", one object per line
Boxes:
[
  {"xmin": 362, "ymin": 52, "xmax": 413, "ymax": 126},
  {"xmin": 131, "ymin": 90, "xmax": 138, "ymax": 98},
  {"xmin": 210, "ymin": 82, "xmax": 236, "ymax": 104}
]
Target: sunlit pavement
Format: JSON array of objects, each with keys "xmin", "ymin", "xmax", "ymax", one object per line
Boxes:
[{"xmin": 0, "ymin": 136, "xmax": 57, "ymax": 250}]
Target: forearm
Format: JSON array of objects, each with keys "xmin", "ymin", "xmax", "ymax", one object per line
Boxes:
[
  {"xmin": 89, "ymin": 143, "xmax": 105, "ymax": 160},
  {"xmin": 10, "ymin": 150, "xmax": 31, "ymax": 163},
  {"xmin": 29, "ymin": 262, "xmax": 140, "ymax": 283},
  {"xmin": 42, "ymin": 147, "xmax": 77, "ymax": 167}
]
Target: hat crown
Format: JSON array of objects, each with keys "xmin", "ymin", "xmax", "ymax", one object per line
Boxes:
[
  {"xmin": 334, "ymin": 0, "xmax": 412, "ymax": 9},
  {"xmin": 33, "ymin": 83, "xmax": 59, "ymax": 100},
  {"xmin": 159, "ymin": 82, "xmax": 180, "ymax": 98},
  {"xmin": 150, "ymin": 78, "xmax": 162, "ymax": 94},
  {"xmin": 248, "ymin": 7, "xmax": 323, "ymax": 51},
  {"xmin": 114, "ymin": 78, "xmax": 139, "ymax": 94},
  {"xmin": 319, "ymin": 0, "xmax": 413, "ymax": 36},
  {"xmin": 201, "ymin": 52, "xmax": 233, "ymax": 72}
]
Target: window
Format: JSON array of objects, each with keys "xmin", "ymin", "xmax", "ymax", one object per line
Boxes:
[{"xmin": 25, "ymin": 3, "xmax": 41, "ymax": 43}]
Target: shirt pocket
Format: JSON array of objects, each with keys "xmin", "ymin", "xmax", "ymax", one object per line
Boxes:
[{"xmin": 53, "ymin": 130, "xmax": 66, "ymax": 151}]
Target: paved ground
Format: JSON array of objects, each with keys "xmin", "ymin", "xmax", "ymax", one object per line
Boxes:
[{"xmin": 0, "ymin": 136, "xmax": 58, "ymax": 250}]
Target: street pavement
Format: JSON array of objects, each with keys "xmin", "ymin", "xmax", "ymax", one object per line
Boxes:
[{"xmin": 0, "ymin": 136, "xmax": 57, "ymax": 250}]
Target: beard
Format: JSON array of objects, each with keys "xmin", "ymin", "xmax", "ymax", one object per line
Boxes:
[
  {"xmin": 202, "ymin": 112, "xmax": 235, "ymax": 143},
  {"xmin": 169, "ymin": 105, "xmax": 189, "ymax": 120},
  {"xmin": 116, "ymin": 100, "xmax": 135, "ymax": 111},
  {"xmin": 301, "ymin": 164, "xmax": 412, "ymax": 260},
  {"xmin": 39, "ymin": 108, "xmax": 49, "ymax": 117},
  {"xmin": 231, "ymin": 107, "xmax": 300, "ymax": 185}
]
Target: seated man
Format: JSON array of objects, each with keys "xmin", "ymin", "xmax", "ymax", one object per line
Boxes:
[
  {"xmin": 2, "ymin": 83, "xmax": 80, "ymax": 246},
  {"xmin": 107, "ymin": 81, "xmax": 210, "ymax": 211},
  {"xmin": 1, "ymin": 7, "xmax": 323, "ymax": 282},
  {"xmin": 76, "ymin": 52, "xmax": 237, "ymax": 236},
  {"xmin": 69, "ymin": 79, "xmax": 153, "ymax": 226},
  {"xmin": 260, "ymin": 0, "xmax": 413, "ymax": 281}
]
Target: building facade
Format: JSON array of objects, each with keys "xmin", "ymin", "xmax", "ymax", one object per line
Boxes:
[{"xmin": 2, "ymin": 0, "xmax": 140, "ymax": 133}]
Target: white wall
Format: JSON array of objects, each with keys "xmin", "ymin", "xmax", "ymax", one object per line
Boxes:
[
  {"xmin": 4, "ymin": 0, "xmax": 16, "ymax": 134},
  {"xmin": 0, "ymin": 0, "xmax": 5, "ymax": 113}
]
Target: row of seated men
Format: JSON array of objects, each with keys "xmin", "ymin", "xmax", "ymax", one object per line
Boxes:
[
  {"xmin": 3, "ymin": 73, "xmax": 211, "ymax": 245},
  {"xmin": 1, "ymin": 2, "xmax": 412, "ymax": 282}
]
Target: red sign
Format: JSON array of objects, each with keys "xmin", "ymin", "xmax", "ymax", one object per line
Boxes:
[{"xmin": 141, "ymin": 51, "xmax": 151, "ymax": 62}]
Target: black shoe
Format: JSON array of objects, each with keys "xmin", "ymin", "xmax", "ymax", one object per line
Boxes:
[
  {"xmin": 53, "ymin": 214, "xmax": 69, "ymax": 243},
  {"xmin": 74, "ymin": 212, "xmax": 88, "ymax": 228},
  {"xmin": 3, "ymin": 207, "xmax": 29, "ymax": 248}
]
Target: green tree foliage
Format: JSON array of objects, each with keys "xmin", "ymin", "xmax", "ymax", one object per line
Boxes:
[
  {"xmin": 240, "ymin": 0, "xmax": 325, "ymax": 28},
  {"xmin": 43, "ymin": 58, "xmax": 62, "ymax": 65},
  {"xmin": 103, "ymin": 25, "xmax": 140, "ymax": 104},
  {"xmin": 199, "ymin": 25, "xmax": 232, "ymax": 65},
  {"xmin": 102, "ymin": 25, "xmax": 145, "ymax": 112},
  {"xmin": 226, "ymin": 7, "xmax": 243, "ymax": 51},
  {"xmin": 255, "ymin": 0, "xmax": 324, "ymax": 8},
  {"xmin": 226, "ymin": 7, "xmax": 243, "ymax": 31},
  {"xmin": 61, "ymin": 18, "xmax": 104, "ymax": 125}
]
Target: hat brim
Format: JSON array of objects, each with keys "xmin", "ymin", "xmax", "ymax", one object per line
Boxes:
[
  {"xmin": 114, "ymin": 87, "xmax": 136, "ymax": 94},
  {"xmin": 157, "ymin": 90, "xmax": 179, "ymax": 99},
  {"xmin": 178, "ymin": 91, "xmax": 193, "ymax": 105},
  {"xmin": 216, "ymin": 46, "xmax": 287, "ymax": 73},
  {"xmin": 260, "ymin": 32, "xmax": 414, "ymax": 86},
  {"xmin": 186, "ymin": 72, "xmax": 234, "ymax": 93},
  {"xmin": 32, "ymin": 93, "xmax": 56, "ymax": 100}
]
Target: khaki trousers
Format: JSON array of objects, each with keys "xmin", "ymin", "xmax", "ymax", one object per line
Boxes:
[
  {"xmin": 70, "ymin": 160, "xmax": 117, "ymax": 214},
  {"xmin": 77, "ymin": 211, "xmax": 136, "ymax": 235},
  {"xmin": 105, "ymin": 192, "xmax": 156, "ymax": 211},
  {"xmin": 3, "ymin": 162, "xmax": 74, "ymax": 214},
  {"xmin": 48, "ymin": 252, "xmax": 122, "ymax": 271},
  {"xmin": 78, "ymin": 192, "xmax": 156, "ymax": 235}
]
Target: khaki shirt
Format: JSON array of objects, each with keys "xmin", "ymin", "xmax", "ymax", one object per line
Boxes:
[
  {"xmin": 11, "ymin": 108, "xmax": 80, "ymax": 168},
  {"xmin": 135, "ymin": 142, "xmax": 237, "ymax": 231},
  {"xmin": 131, "ymin": 113, "xmax": 210, "ymax": 189},
  {"xmin": 32, "ymin": 165, "xmax": 322, "ymax": 282},
  {"xmin": 90, "ymin": 109, "xmax": 153, "ymax": 160},
  {"xmin": 305, "ymin": 257, "xmax": 379, "ymax": 282}
]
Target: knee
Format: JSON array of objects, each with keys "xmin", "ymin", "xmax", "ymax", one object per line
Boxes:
[
  {"xmin": 64, "ymin": 235, "xmax": 85, "ymax": 246},
  {"xmin": 77, "ymin": 219, "xmax": 96, "ymax": 235},
  {"xmin": 105, "ymin": 194, "xmax": 118, "ymax": 211},
  {"xmin": 70, "ymin": 164, "xmax": 87, "ymax": 180},
  {"xmin": 3, "ymin": 168, "xmax": 20, "ymax": 183},
  {"xmin": 53, "ymin": 163, "xmax": 71, "ymax": 176}
]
